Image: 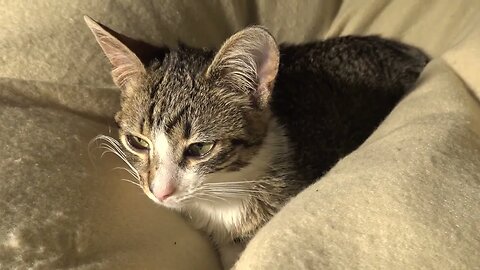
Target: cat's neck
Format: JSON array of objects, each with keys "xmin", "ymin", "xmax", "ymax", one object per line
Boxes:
[
  {"xmin": 206, "ymin": 117, "xmax": 292, "ymax": 185},
  {"xmin": 181, "ymin": 117, "xmax": 295, "ymax": 243}
]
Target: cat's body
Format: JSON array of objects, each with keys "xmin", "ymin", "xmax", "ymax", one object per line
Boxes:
[
  {"xmin": 276, "ymin": 37, "xmax": 427, "ymax": 182},
  {"xmin": 85, "ymin": 16, "xmax": 428, "ymax": 269}
]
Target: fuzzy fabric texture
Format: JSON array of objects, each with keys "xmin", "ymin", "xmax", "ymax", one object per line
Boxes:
[{"xmin": 1, "ymin": 0, "xmax": 479, "ymax": 269}]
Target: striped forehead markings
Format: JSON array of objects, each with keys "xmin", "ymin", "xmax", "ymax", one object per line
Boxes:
[
  {"xmin": 148, "ymin": 102, "xmax": 156, "ymax": 126},
  {"xmin": 165, "ymin": 106, "xmax": 188, "ymax": 134}
]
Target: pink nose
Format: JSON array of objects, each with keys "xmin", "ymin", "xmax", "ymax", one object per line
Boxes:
[{"xmin": 151, "ymin": 182, "xmax": 176, "ymax": 201}]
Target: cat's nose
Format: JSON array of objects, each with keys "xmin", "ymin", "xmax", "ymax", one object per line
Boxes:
[{"xmin": 150, "ymin": 181, "xmax": 176, "ymax": 201}]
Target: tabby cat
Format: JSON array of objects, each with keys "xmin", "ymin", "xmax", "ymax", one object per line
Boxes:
[{"xmin": 85, "ymin": 16, "xmax": 428, "ymax": 269}]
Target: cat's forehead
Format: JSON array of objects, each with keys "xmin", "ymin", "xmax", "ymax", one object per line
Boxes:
[
  {"xmin": 146, "ymin": 82, "xmax": 242, "ymax": 136},
  {"xmin": 145, "ymin": 53, "xmax": 216, "ymax": 116},
  {"xmin": 146, "ymin": 49, "xmax": 211, "ymax": 99},
  {"xmin": 153, "ymin": 48, "xmax": 212, "ymax": 78},
  {"xmin": 119, "ymin": 49, "xmax": 248, "ymax": 140}
]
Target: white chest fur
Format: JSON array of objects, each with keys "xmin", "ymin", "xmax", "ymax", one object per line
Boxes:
[{"xmin": 184, "ymin": 198, "xmax": 246, "ymax": 244}]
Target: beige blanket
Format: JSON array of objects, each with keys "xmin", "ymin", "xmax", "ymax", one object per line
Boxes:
[{"xmin": 1, "ymin": 1, "xmax": 479, "ymax": 269}]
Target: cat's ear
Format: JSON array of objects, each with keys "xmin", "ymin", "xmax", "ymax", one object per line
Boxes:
[
  {"xmin": 206, "ymin": 26, "xmax": 280, "ymax": 109},
  {"xmin": 84, "ymin": 16, "xmax": 146, "ymax": 89}
]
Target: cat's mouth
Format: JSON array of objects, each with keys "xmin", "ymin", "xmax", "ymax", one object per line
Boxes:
[
  {"xmin": 141, "ymin": 179, "xmax": 194, "ymax": 209},
  {"xmin": 143, "ymin": 187, "xmax": 183, "ymax": 209}
]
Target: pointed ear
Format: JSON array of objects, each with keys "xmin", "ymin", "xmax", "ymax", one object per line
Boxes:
[
  {"xmin": 84, "ymin": 15, "xmax": 145, "ymax": 89},
  {"xmin": 206, "ymin": 26, "xmax": 280, "ymax": 109}
]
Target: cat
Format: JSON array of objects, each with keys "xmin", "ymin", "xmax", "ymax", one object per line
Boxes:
[{"xmin": 85, "ymin": 16, "xmax": 428, "ymax": 269}]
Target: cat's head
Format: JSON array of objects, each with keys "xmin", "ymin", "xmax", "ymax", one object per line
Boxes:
[{"xmin": 85, "ymin": 16, "xmax": 280, "ymax": 209}]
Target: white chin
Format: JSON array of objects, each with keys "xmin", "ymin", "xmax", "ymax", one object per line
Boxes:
[{"xmin": 160, "ymin": 199, "xmax": 182, "ymax": 209}]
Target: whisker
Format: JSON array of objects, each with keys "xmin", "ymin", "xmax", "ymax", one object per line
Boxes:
[
  {"xmin": 184, "ymin": 189, "xmax": 232, "ymax": 203},
  {"xmin": 95, "ymin": 144, "xmax": 139, "ymax": 178},
  {"xmin": 196, "ymin": 188, "xmax": 276, "ymax": 200},
  {"xmin": 113, "ymin": 167, "xmax": 140, "ymax": 180},
  {"xmin": 120, "ymin": 178, "xmax": 142, "ymax": 188},
  {"xmin": 88, "ymin": 135, "xmax": 142, "ymax": 188},
  {"xmin": 200, "ymin": 192, "xmax": 230, "ymax": 202},
  {"xmin": 101, "ymin": 138, "xmax": 128, "ymax": 159},
  {"xmin": 203, "ymin": 180, "xmax": 267, "ymax": 185},
  {"xmin": 181, "ymin": 194, "xmax": 216, "ymax": 204},
  {"xmin": 198, "ymin": 186, "xmax": 275, "ymax": 195},
  {"xmin": 98, "ymin": 142, "xmax": 126, "ymax": 159},
  {"xmin": 98, "ymin": 146, "xmax": 117, "ymax": 159}
]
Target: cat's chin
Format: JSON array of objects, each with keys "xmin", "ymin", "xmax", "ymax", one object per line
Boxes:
[{"xmin": 159, "ymin": 199, "xmax": 183, "ymax": 210}]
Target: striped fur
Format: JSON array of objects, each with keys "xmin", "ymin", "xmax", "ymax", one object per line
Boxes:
[{"xmin": 86, "ymin": 16, "xmax": 429, "ymax": 269}]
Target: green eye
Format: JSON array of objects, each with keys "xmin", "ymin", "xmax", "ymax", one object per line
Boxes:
[
  {"xmin": 186, "ymin": 142, "xmax": 215, "ymax": 157},
  {"xmin": 126, "ymin": 135, "xmax": 150, "ymax": 151}
]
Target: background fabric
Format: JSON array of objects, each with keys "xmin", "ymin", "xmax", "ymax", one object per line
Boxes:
[{"xmin": 1, "ymin": 0, "xmax": 479, "ymax": 269}]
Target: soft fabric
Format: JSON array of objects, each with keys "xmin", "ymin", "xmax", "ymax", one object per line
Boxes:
[{"xmin": 1, "ymin": 1, "xmax": 479, "ymax": 269}]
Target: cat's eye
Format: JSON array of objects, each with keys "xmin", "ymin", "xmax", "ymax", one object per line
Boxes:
[
  {"xmin": 186, "ymin": 142, "xmax": 215, "ymax": 158},
  {"xmin": 126, "ymin": 135, "xmax": 150, "ymax": 151}
]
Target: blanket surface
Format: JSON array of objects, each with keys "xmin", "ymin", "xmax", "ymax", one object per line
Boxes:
[{"xmin": 1, "ymin": 1, "xmax": 479, "ymax": 269}]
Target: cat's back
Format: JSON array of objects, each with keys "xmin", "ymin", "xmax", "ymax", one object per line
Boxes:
[{"xmin": 272, "ymin": 36, "xmax": 428, "ymax": 183}]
